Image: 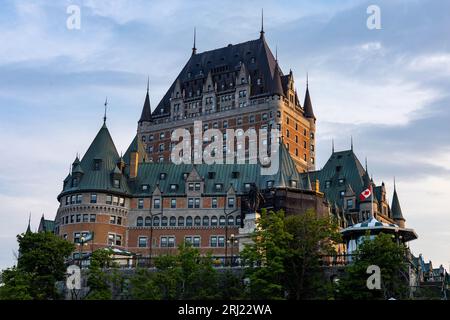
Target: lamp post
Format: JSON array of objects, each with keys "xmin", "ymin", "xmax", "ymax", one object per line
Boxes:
[
  {"xmin": 224, "ymin": 205, "xmax": 238, "ymax": 267},
  {"xmin": 227, "ymin": 234, "xmax": 239, "ymax": 267},
  {"xmin": 149, "ymin": 192, "xmax": 164, "ymax": 268},
  {"xmin": 78, "ymin": 236, "xmax": 86, "ymax": 268}
]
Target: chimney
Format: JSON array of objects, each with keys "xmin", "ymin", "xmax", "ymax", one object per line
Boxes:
[
  {"xmin": 315, "ymin": 180, "xmax": 320, "ymax": 193},
  {"xmin": 130, "ymin": 152, "xmax": 139, "ymax": 178}
]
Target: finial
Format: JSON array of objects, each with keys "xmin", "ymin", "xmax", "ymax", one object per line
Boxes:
[
  {"xmin": 275, "ymin": 45, "xmax": 278, "ymax": 62},
  {"xmin": 147, "ymin": 76, "xmax": 149, "ymax": 93},
  {"xmin": 365, "ymin": 157, "xmax": 368, "ymax": 173},
  {"xmin": 332, "ymin": 138, "xmax": 335, "ymax": 153},
  {"xmin": 103, "ymin": 97, "xmax": 108, "ymax": 124},
  {"xmin": 260, "ymin": 8, "xmax": 265, "ymax": 38},
  {"xmin": 26, "ymin": 213, "xmax": 31, "ymax": 233},
  {"xmin": 351, "ymin": 136, "xmax": 353, "ymax": 150},
  {"xmin": 192, "ymin": 27, "xmax": 197, "ymax": 55},
  {"xmin": 394, "ymin": 176, "xmax": 396, "ymax": 191},
  {"xmin": 306, "ymin": 72, "xmax": 309, "ymax": 88}
]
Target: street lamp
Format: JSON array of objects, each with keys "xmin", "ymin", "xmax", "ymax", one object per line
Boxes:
[
  {"xmin": 224, "ymin": 205, "xmax": 238, "ymax": 267},
  {"xmin": 227, "ymin": 234, "xmax": 239, "ymax": 267},
  {"xmin": 148, "ymin": 192, "xmax": 164, "ymax": 268},
  {"xmin": 77, "ymin": 236, "xmax": 87, "ymax": 268}
]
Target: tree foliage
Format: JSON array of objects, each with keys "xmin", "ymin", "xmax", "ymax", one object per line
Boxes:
[
  {"xmin": 0, "ymin": 231, "xmax": 74, "ymax": 300},
  {"xmin": 337, "ymin": 232, "xmax": 410, "ymax": 300}
]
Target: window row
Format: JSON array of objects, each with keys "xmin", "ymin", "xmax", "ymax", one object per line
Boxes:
[
  {"xmin": 64, "ymin": 193, "xmax": 126, "ymax": 207},
  {"xmin": 136, "ymin": 215, "xmax": 241, "ymax": 227},
  {"xmin": 137, "ymin": 235, "xmax": 228, "ymax": 248},
  {"xmin": 137, "ymin": 197, "xmax": 235, "ymax": 209},
  {"xmin": 61, "ymin": 214, "xmax": 96, "ymax": 225}
]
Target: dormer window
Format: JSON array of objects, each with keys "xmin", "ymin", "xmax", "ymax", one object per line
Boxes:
[
  {"xmin": 72, "ymin": 178, "xmax": 78, "ymax": 187},
  {"xmin": 338, "ymin": 178, "xmax": 345, "ymax": 185},
  {"xmin": 141, "ymin": 184, "xmax": 149, "ymax": 192},
  {"xmin": 266, "ymin": 180, "xmax": 274, "ymax": 188},
  {"xmin": 325, "ymin": 181, "xmax": 331, "ymax": 188},
  {"xmin": 208, "ymin": 172, "xmax": 216, "ymax": 179},
  {"xmin": 215, "ymin": 184, "xmax": 223, "ymax": 191},
  {"xmin": 113, "ymin": 179, "xmax": 120, "ymax": 188},
  {"xmin": 170, "ymin": 184, "xmax": 178, "ymax": 191},
  {"xmin": 232, "ymin": 171, "xmax": 240, "ymax": 179},
  {"xmin": 93, "ymin": 159, "xmax": 102, "ymax": 171},
  {"xmin": 160, "ymin": 173, "xmax": 166, "ymax": 180},
  {"xmin": 290, "ymin": 180, "xmax": 298, "ymax": 188},
  {"xmin": 244, "ymin": 183, "xmax": 251, "ymax": 190}
]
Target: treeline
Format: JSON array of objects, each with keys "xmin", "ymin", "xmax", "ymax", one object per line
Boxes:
[{"xmin": 0, "ymin": 209, "xmax": 419, "ymax": 300}]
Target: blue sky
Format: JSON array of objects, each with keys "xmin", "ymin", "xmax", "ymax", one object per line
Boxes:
[{"xmin": 0, "ymin": 0, "xmax": 449, "ymax": 270}]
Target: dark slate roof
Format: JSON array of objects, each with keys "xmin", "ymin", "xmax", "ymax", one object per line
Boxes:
[
  {"xmin": 391, "ymin": 187, "xmax": 404, "ymax": 220},
  {"xmin": 153, "ymin": 36, "xmax": 282, "ymax": 116},
  {"xmin": 39, "ymin": 216, "xmax": 55, "ymax": 232},
  {"xmin": 303, "ymin": 86, "xmax": 315, "ymax": 119},
  {"xmin": 123, "ymin": 135, "xmax": 147, "ymax": 175},
  {"xmin": 307, "ymin": 149, "xmax": 367, "ymax": 207},
  {"xmin": 58, "ymin": 123, "xmax": 131, "ymax": 200},
  {"xmin": 139, "ymin": 90, "xmax": 152, "ymax": 123}
]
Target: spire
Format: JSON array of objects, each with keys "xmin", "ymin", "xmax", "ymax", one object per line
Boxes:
[
  {"xmin": 303, "ymin": 75, "xmax": 315, "ymax": 119},
  {"xmin": 103, "ymin": 97, "xmax": 108, "ymax": 125},
  {"xmin": 271, "ymin": 61, "xmax": 284, "ymax": 96},
  {"xmin": 391, "ymin": 180, "xmax": 404, "ymax": 221},
  {"xmin": 26, "ymin": 213, "xmax": 31, "ymax": 234},
  {"xmin": 139, "ymin": 78, "xmax": 153, "ymax": 123},
  {"xmin": 192, "ymin": 27, "xmax": 197, "ymax": 55},
  {"xmin": 260, "ymin": 8, "xmax": 265, "ymax": 38},
  {"xmin": 275, "ymin": 45, "xmax": 278, "ymax": 62}
]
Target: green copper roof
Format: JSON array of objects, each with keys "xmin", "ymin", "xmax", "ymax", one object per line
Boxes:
[
  {"xmin": 58, "ymin": 123, "xmax": 131, "ymax": 200},
  {"xmin": 307, "ymin": 149, "xmax": 367, "ymax": 208}
]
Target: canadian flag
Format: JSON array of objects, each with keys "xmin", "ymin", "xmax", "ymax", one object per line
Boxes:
[{"xmin": 359, "ymin": 185, "xmax": 372, "ymax": 201}]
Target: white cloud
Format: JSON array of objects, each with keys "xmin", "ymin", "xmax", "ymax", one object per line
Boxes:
[{"xmin": 408, "ymin": 53, "xmax": 450, "ymax": 75}]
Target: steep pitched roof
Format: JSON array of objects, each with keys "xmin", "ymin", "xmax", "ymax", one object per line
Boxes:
[
  {"xmin": 123, "ymin": 135, "xmax": 147, "ymax": 166},
  {"xmin": 152, "ymin": 36, "xmax": 282, "ymax": 116},
  {"xmin": 391, "ymin": 187, "xmax": 404, "ymax": 220},
  {"xmin": 308, "ymin": 149, "xmax": 367, "ymax": 207},
  {"xmin": 58, "ymin": 123, "xmax": 131, "ymax": 199},
  {"xmin": 139, "ymin": 89, "xmax": 152, "ymax": 123},
  {"xmin": 303, "ymin": 85, "xmax": 315, "ymax": 119}
]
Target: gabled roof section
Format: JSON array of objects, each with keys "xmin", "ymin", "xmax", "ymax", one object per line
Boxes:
[{"xmin": 152, "ymin": 36, "xmax": 283, "ymax": 116}]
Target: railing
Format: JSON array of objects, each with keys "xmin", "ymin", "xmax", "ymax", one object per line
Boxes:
[{"xmin": 320, "ymin": 254, "xmax": 358, "ymax": 267}]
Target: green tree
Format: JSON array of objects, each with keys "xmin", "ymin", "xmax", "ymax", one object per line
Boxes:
[
  {"xmin": 241, "ymin": 209, "xmax": 341, "ymax": 300},
  {"xmin": 284, "ymin": 210, "xmax": 341, "ymax": 299},
  {"xmin": 85, "ymin": 248, "xmax": 116, "ymax": 300},
  {"xmin": 129, "ymin": 268, "xmax": 161, "ymax": 300},
  {"xmin": 337, "ymin": 232, "xmax": 410, "ymax": 300},
  {"xmin": 0, "ymin": 231, "xmax": 74, "ymax": 300},
  {"xmin": 241, "ymin": 209, "xmax": 292, "ymax": 299}
]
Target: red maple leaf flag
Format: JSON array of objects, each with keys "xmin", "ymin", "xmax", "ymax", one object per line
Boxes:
[{"xmin": 359, "ymin": 185, "xmax": 372, "ymax": 201}]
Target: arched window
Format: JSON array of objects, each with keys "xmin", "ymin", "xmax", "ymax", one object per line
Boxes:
[
  {"xmin": 161, "ymin": 216, "xmax": 168, "ymax": 226},
  {"xmin": 235, "ymin": 215, "xmax": 241, "ymax": 226},
  {"xmin": 227, "ymin": 215, "xmax": 234, "ymax": 225},
  {"xmin": 211, "ymin": 216, "xmax": 218, "ymax": 226},
  {"xmin": 202, "ymin": 216, "xmax": 209, "ymax": 226},
  {"xmin": 145, "ymin": 216, "xmax": 151, "ymax": 226},
  {"xmin": 137, "ymin": 216, "xmax": 143, "ymax": 227},
  {"xmin": 178, "ymin": 216, "xmax": 185, "ymax": 227},
  {"xmin": 194, "ymin": 216, "xmax": 201, "ymax": 226},
  {"xmin": 153, "ymin": 216, "xmax": 160, "ymax": 226},
  {"xmin": 219, "ymin": 215, "xmax": 226, "ymax": 226},
  {"xmin": 186, "ymin": 216, "xmax": 193, "ymax": 226},
  {"xmin": 169, "ymin": 216, "xmax": 176, "ymax": 226}
]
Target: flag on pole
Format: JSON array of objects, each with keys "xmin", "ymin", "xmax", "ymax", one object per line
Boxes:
[{"xmin": 359, "ymin": 185, "xmax": 372, "ymax": 201}]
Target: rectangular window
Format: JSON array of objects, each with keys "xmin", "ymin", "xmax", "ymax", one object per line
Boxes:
[
  {"xmin": 89, "ymin": 214, "xmax": 96, "ymax": 222},
  {"xmin": 154, "ymin": 198, "xmax": 161, "ymax": 209},
  {"xmin": 71, "ymin": 195, "xmax": 76, "ymax": 204},
  {"xmin": 117, "ymin": 216, "xmax": 122, "ymax": 225},
  {"xmin": 228, "ymin": 197, "xmax": 235, "ymax": 208},
  {"xmin": 138, "ymin": 199, "xmax": 144, "ymax": 209},
  {"xmin": 185, "ymin": 236, "xmax": 192, "ymax": 245},
  {"xmin": 210, "ymin": 236, "xmax": 217, "ymax": 247},
  {"xmin": 188, "ymin": 198, "xmax": 194, "ymax": 208},
  {"xmin": 194, "ymin": 198, "xmax": 200, "ymax": 209},
  {"xmin": 76, "ymin": 214, "xmax": 81, "ymax": 223},
  {"xmin": 90, "ymin": 193, "xmax": 97, "ymax": 204},
  {"xmin": 119, "ymin": 197, "xmax": 125, "ymax": 207},
  {"xmin": 113, "ymin": 179, "xmax": 120, "ymax": 188},
  {"xmin": 70, "ymin": 215, "xmax": 74, "ymax": 223},
  {"xmin": 171, "ymin": 198, "xmax": 176, "ymax": 209},
  {"xmin": 74, "ymin": 232, "xmax": 81, "ymax": 244},
  {"xmin": 195, "ymin": 183, "xmax": 201, "ymax": 191},
  {"xmin": 113, "ymin": 196, "xmax": 119, "ymax": 205},
  {"xmin": 193, "ymin": 236, "xmax": 200, "ymax": 248},
  {"xmin": 168, "ymin": 236, "xmax": 175, "ymax": 248},
  {"xmin": 161, "ymin": 237, "xmax": 167, "ymax": 247},
  {"xmin": 218, "ymin": 236, "xmax": 225, "ymax": 247},
  {"xmin": 212, "ymin": 197, "xmax": 218, "ymax": 208},
  {"xmin": 110, "ymin": 216, "xmax": 116, "ymax": 224},
  {"xmin": 138, "ymin": 237, "xmax": 147, "ymax": 248},
  {"xmin": 82, "ymin": 214, "xmax": 88, "ymax": 223},
  {"xmin": 66, "ymin": 196, "xmax": 70, "ymax": 205},
  {"xmin": 188, "ymin": 183, "xmax": 194, "ymax": 191},
  {"xmin": 106, "ymin": 195, "xmax": 112, "ymax": 205},
  {"xmin": 347, "ymin": 199, "xmax": 354, "ymax": 209}
]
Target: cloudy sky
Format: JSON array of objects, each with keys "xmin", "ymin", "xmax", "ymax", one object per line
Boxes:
[{"xmin": 0, "ymin": 0, "xmax": 449, "ymax": 270}]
